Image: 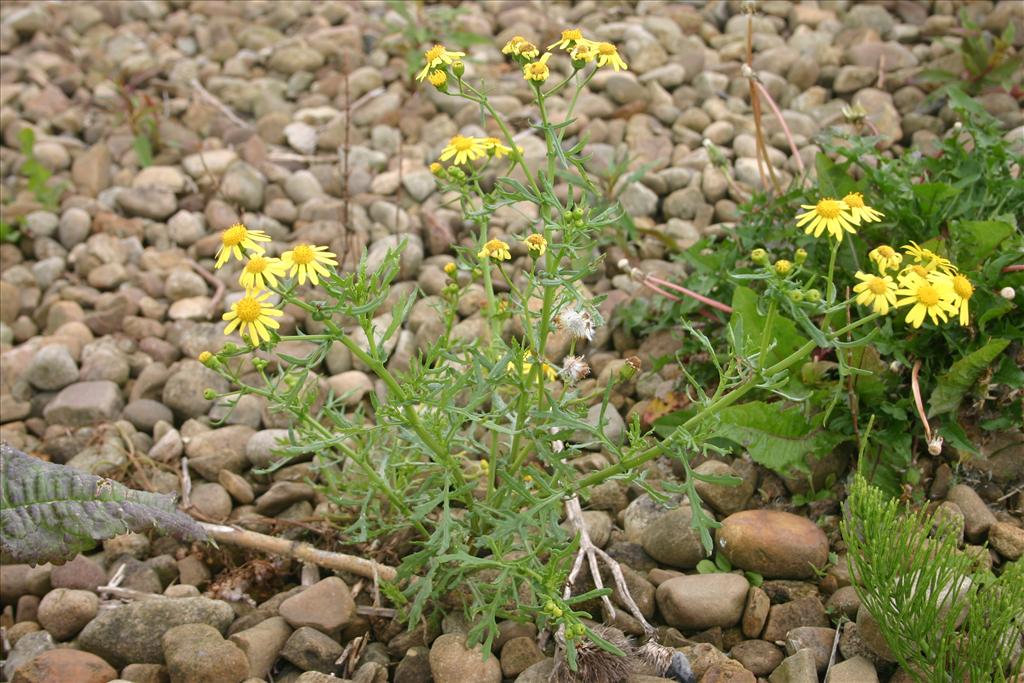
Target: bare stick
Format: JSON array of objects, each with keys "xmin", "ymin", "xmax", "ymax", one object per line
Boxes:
[
  {"xmin": 188, "ymin": 258, "xmax": 226, "ymax": 318},
  {"xmin": 189, "ymin": 78, "xmax": 252, "ymax": 130},
  {"xmin": 619, "ymin": 259, "xmax": 733, "ymax": 314},
  {"xmin": 180, "ymin": 456, "xmax": 192, "ymax": 510},
  {"xmin": 751, "ymin": 76, "xmax": 806, "ymax": 176},
  {"xmin": 199, "ymin": 522, "xmax": 398, "ymax": 581}
]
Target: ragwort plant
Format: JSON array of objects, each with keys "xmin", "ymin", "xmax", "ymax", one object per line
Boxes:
[{"xmin": 196, "ymin": 30, "xmax": 1007, "ymax": 672}]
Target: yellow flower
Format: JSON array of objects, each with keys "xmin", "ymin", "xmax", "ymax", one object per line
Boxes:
[
  {"xmin": 444, "ymin": 262, "xmax": 457, "ymax": 275},
  {"xmin": 853, "ymin": 271, "xmax": 898, "ymax": 315},
  {"xmin": 223, "ymin": 290, "xmax": 283, "ymax": 345},
  {"xmin": 842, "ymin": 192, "xmax": 884, "ymax": 224},
  {"xmin": 524, "ymin": 52, "xmax": 552, "ymax": 82},
  {"xmin": 548, "ymin": 28, "xmax": 588, "ymax": 50},
  {"xmin": 774, "ymin": 259, "xmax": 793, "ymax": 275},
  {"xmin": 570, "ymin": 42, "xmax": 596, "ymax": 63},
  {"xmin": 239, "ymin": 255, "xmax": 289, "ymax": 290},
  {"xmin": 902, "ymin": 241, "xmax": 956, "ymax": 274},
  {"xmin": 894, "ymin": 272, "xmax": 957, "ymax": 328},
  {"xmin": 503, "ymin": 36, "xmax": 526, "ymax": 54},
  {"xmin": 478, "ymin": 239, "xmax": 511, "ymax": 261},
  {"xmin": 215, "ymin": 224, "xmax": 272, "ymax": 268},
  {"xmin": 507, "ymin": 355, "xmax": 558, "ymax": 382},
  {"xmin": 949, "ymin": 273, "xmax": 974, "ymax": 327},
  {"xmin": 427, "ymin": 70, "xmax": 447, "ymax": 88},
  {"xmin": 595, "ymin": 42, "xmax": 628, "ymax": 71},
  {"xmin": 416, "ymin": 44, "xmax": 465, "ymax": 81},
  {"xmin": 430, "ymin": 162, "xmax": 443, "ymax": 175},
  {"xmin": 483, "ymin": 137, "xmax": 513, "ymax": 158},
  {"xmin": 439, "ymin": 135, "xmax": 489, "ymax": 165},
  {"xmin": 281, "ymin": 243, "xmax": 338, "ymax": 286},
  {"xmin": 795, "ymin": 198, "xmax": 857, "ymax": 242},
  {"xmin": 518, "ymin": 41, "xmax": 540, "ymax": 60},
  {"xmin": 868, "ymin": 245, "xmax": 902, "ymax": 274},
  {"xmin": 198, "ymin": 351, "xmax": 213, "ymax": 364},
  {"xmin": 523, "ymin": 233, "xmax": 547, "ymax": 256}
]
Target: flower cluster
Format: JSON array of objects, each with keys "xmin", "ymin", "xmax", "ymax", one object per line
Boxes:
[
  {"xmin": 795, "ymin": 192, "xmax": 884, "ymax": 243},
  {"xmin": 854, "ymin": 242, "xmax": 973, "ymax": 328},
  {"xmin": 502, "ymin": 28, "xmax": 627, "ymax": 84},
  {"xmin": 416, "ymin": 44, "xmax": 465, "ymax": 86},
  {"xmin": 437, "ymin": 135, "xmax": 514, "ymax": 166},
  {"xmin": 213, "ymin": 223, "xmax": 337, "ymax": 345}
]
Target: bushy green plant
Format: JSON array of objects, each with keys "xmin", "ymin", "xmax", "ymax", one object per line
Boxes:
[
  {"xmin": 17, "ymin": 127, "xmax": 65, "ymax": 210},
  {"xmin": 841, "ymin": 474, "xmax": 1024, "ymax": 682},
  {"xmin": 661, "ymin": 86, "xmax": 1023, "ymax": 494},
  {"xmin": 919, "ymin": 9, "xmax": 1023, "ymax": 99}
]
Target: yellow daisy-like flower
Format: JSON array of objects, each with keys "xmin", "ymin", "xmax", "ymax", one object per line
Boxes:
[
  {"xmin": 439, "ymin": 135, "xmax": 489, "ymax": 165},
  {"xmin": 507, "ymin": 356, "xmax": 558, "ymax": 382},
  {"xmin": 841, "ymin": 192, "xmax": 884, "ymax": 224},
  {"xmin": 215, "ymin": 224, "xmax": 272, "ymax": 269},
  {"xmin": 503, "ymin": 36, "xmax": 527, "ymax": 55},
  {"xmin": 416, "ymin": 44, "xmax": 465, "ymax": 81},
  {"xmin": 894, "ymin": 273, "xmax": 957, "ymax": 328},
  {"xmin": 795, "ymin": 198, "xmax": 857, "ymax": 242},
  {"xmin": 483, "ymin": 137, "xmax": 513, "ymax": 158},
  {"xmin": 548, "ymin": 28, "xmax": 587, "ymax": 51},
  {"xmin": 523, "ymin": 233, "xmax": 547, "ymax": 256},
  {"xmin": 853, "ymin": 271, "xmax": 898, "ymax": 315},
  {"xmin": 478, "ymin": 239, "xmax": 511, "ymax": 261},
  {"xmin": 518, "ymin": 41, "xmax": 540, "ymax": 60},
  {"xmin": 524, "ymin": 52, "xmax": 552, "ymax": 82},
  {"xmin": 239, "ymin": 255, "xmax": 289, "ymax": 290},
  {"xmin": 902, "ymin": 241, "xmax": 957, "ymax": 275},
  {"xmin": 595, "ymin": 42, "xmax": 628, "ymax": 71},
  {"xmin": 427, "ymin": 70, "xmax": 447, "ymax": 87},
  {"xmin": 570, "ymin": 42, "xmax": 597, "ymax": 63},
  {"xmin": 949, "ymin": 273, "xmax": 974, "ymax": 327},
  {"xmin": 868, "ymin": 245, "xmax": 902, "ymax": 274},
  {"xmin": 223, "ymin": 290, "xmax": 283, "ymax": 345},
  {"xmin": 281, "ymin": 243, "xmax": 338, "ymax": 286}
]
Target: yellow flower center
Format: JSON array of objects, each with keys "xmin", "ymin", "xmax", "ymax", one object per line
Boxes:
[
  {"xmin": 451, "ymin": 135, "xmax": 475, "ymax": 151},
  {"xmin": 428, "ymin": 70, "xmax": 446, "ymax": 86},
  {"xmin": 843, "ymin": 192, "xmax": 865, "ymax": 208},
  {"xmin": 876, "ymin": 245, "xmax": 895, "ymax": 258},
  {"xmin": 953, "ymin": 275, "xmax": 973, "ymax": 299},
  {"xmin": 916, "ymin": 284, "xmax": 940, "ymax": 307},
  {"xmin": 910, "ymin": 264, "xmax": 930, "ymax": 277},
  {"xmin": 598, "ymin": 42, "xmax": 616, "ymax": 55},
  {"xmin": 815, "ymin": 199, "xmax": 843, "ymax": 218},
  {"xmin": 222, "ymin": 225, "xmax": 247, "ymax": 246},
  {"xmin": 291, "ymin": 244, "xmax": 315, "ymax": 265},
  {"xmin": 235, "ymin": 297, "xmax": 262, "ymax": 322},
  {"xmin": 526, "ymin": 63, "xmax": 548, "ymax": 78},
  {"xmin": 245, "ymin": 257, "xmax": 268, "ymax": 273},
  {"xmin": 561, "ymin": 29, "xmax": 583, "ymax": 42},
  {"xmin": 868, "ymin": 277, "xmax": 889, "ymax": 295},
  {"xmin": 425, "ymin": 45, "xmax": 444, "ymax": 62}
]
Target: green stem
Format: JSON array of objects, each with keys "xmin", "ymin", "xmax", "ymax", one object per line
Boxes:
[
  {"xmin": 757, "ymin": 299, "xmax": 778, "ymax": 370},
  {"xmin": 826, "ymin": 240, "xmax": 841, "ymax": 304}
]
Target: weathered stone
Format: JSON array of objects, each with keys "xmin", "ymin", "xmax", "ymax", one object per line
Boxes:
[{"xmin": 716, "ymin": 510, "xmax": 829, "ymax": 579}]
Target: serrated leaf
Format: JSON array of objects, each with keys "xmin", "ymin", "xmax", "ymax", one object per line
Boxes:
[
  {"xmin": 729, "ymin": 286, "xmax": 810, "ymax": 368},
  {"xmin": 927, "ymin": 338, "xmax": 1010, "ymax": 417},
  {"xmin": 1, "ymin": 444, "xmax": 206, "ymax": 565},
  {"xmin": 952, "ymin": 219, "xmax": 1014, "ymax": 269},
  {"xmin": 710, "ymin": 401, "xmax": 848, "ymax": 473}
]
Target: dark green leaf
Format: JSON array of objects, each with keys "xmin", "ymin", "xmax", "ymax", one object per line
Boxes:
[
  {"xmin": 928, "ymin": 338, "xmax": 1010, "ymax": 417},
  {"xmin": 952, "ymin": 219, "xmax": 1014, "ymax": 269}
]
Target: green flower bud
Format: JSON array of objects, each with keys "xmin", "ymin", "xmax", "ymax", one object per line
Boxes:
[
  {"xmin": 804, "ymin": 288, "xmax": 822, "ymax": 303},
  {"xmin": 203, "ymin": 388, "xmax": 218, "ymax": 401},
  {"xmin": 618, "ymin": 356, "xmax": 641, "ymax": 382},
  {"xmin": 794, "ymin": 248, "xmax": 808, "ymax": 265},
  {"xmin": 774, "ymin": 259, "xmax": 793, "ymax": 276},
  {"xmin": 788, "ymin": 290, "xmax": 804, "ymax": 302},
  {"xmin": 751, "ymin": 248, "xmax": 768, "ymax": 265},
  {"xmin": 222, "ymin": 342, "xmax": 238, "ymax": 353},
  {"xmin": 452, "ymin": 60, "xmax": 465, "ymax": 78}
]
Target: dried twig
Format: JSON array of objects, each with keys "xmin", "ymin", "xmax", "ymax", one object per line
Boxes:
[
  {"xmin": 189, "ymin": 78, "xmax": 252, "ymax": 130},
  {"xmin": 199, "ymin": 522, "xmax": 398, "ymax": 581},
  {"xmin": 188, "ymin": 258, "xmax": 226, "ymax": 318},
  {"xmin": 619, "ymin": 259, "xmax": 733, "ymax": 314}
]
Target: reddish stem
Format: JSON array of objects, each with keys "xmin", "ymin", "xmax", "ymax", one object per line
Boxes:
[
  {"xmin": 1002, "ymin": 264, "xmax": 1024, "ymax": 273},
  {"xmin": 910, "ymin": 360, "xmax": 932, "ymax": 443}
]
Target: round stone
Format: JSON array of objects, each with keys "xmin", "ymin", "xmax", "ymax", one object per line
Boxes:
[{"xmin": 716, "ymin": 510, "xmax": 829, "ymax": 579}]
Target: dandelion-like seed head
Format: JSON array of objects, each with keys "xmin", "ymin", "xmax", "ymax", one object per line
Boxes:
[
  {"xmin": 561, "ymin": 355, "xmax": 590, "ymax": 385},
  {"xmin": 556, "ymin": 308, "xmax": 595, "ymax": 342}
]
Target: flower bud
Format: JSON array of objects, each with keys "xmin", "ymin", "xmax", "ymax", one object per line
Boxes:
[
  {"xmin": 202, "ymin": 388, "xmax": 217, "ymax": 401},
  {"xmin": 804, "ymin": 288, "xmax": 822, "ymax": 303},
  {"xmin": 751, "ymin": 248, "xmax": 768, "ymax": 265},
  {"xmin": 430, "ymin": 162, "xmax": 443, "ymax": 176},
  {"xmin": 198, "ymin": 351, "xmax": 213, "ymax": 365},
  {"xmin": 452, "ymin": 60, "xmax": 465, "ymax": 78},
  {"xmin": 774, "ymin": 259, "xmax": 793, "ymax": 275},
  {"xmin": 788, "ymin": 290, "xmax": 805, "ymax": 302},
  {"xmin": 222, "ymin": 342, "xmax": 238, "ymax": 353},
  {"xmin": 444, "ymin": 262, "xmax": 457, "ymax": 275},
  {"xmin": 794, "ymin": 248, "xmax": 808, "ymax": 265},
  {"xmin": 618, "ymin": 356, "xmax": 641, "ymax": 382}
]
